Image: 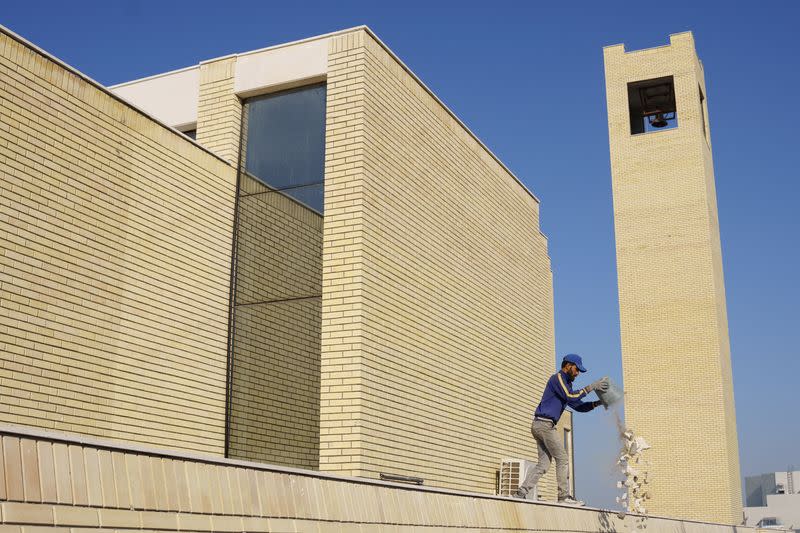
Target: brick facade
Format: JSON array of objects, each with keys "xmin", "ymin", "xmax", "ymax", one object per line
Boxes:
[
  {"xmin": 319, "ymin": 30, "xmax": 561, "ymax": 496},
  {"xmin": 0, "ymin": 30, "xmax": 236, "ymax": 454},
  {"xmin": 197, "ymin": 57, "xmax": 241, "ymax": 165}
]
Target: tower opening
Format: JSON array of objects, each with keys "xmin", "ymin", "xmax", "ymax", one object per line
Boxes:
[
  {"xmin": 627, "ymin": 76, "xmax": 677, "ymax": 134},
  {"xmin": 699, "ymin": 86, "xmax": 708, "ymax": 141}
]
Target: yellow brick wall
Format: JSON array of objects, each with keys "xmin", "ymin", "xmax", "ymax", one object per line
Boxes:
[
  {"xmin": 227, "ymin": 173, "xmax": 322, "ymax": 469},
  {"xmin": 0, "ymin": 30, "xmax": 236, "ymax": 453},
  {"xmin": 604, "ymin": 32, "xmax": 742, "ymax": 523},
  {"xmin": 319, "ymin": 30, "xmax": 560, "ymax": 497},
  {"xmin": 197, "ymin": 57, "xmax": 241, "ymax": 164}
]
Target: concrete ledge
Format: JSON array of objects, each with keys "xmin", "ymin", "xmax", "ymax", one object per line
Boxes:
[{"xmin": 0, "ymin": 424, "xmax": 780, "ymax": 532}]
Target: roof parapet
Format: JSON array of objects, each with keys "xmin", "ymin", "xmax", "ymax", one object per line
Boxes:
[{"xmin": 603, "ymin": 30, "xmax": 695, "ymax": 56}]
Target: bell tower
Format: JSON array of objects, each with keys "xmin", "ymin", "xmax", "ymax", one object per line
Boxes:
[{"xmin": 603, "ymin": 33, "xmax": 742, "ymax": 524}]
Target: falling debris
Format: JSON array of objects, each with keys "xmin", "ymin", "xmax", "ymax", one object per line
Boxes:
[
  {"xmin": 614, "ymin": 412, "xmax": 651, "ymax": 530},
  {"xmin": 617, "ymin": 429, "xmax": 650, "ymax": 514}
]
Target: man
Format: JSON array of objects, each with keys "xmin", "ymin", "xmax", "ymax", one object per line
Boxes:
[{"xmin": 514, "ymin": 353, "xmax": 609, "ymax": 505}]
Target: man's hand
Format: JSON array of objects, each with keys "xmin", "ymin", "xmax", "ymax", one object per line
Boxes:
[{"xmin": 586, "ymin": 377, "xmax": 610, "ymax": 393}]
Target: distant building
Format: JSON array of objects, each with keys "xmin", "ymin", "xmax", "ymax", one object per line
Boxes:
[{"xmin": 744, "ymin": 470, "xmax": 800, "ymax": 531}]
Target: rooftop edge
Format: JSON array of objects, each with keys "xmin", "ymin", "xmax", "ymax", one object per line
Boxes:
[
  {"xmin": 0, "ymin": 23, "xmax": 232, "ymax": 167},
  {"xmin": 0, "ymin": 422, "xmax": 758, "ymax": 528},
  {"xmin": 109, "ymin": 25, "xmax": 541, "ymax": 206}
]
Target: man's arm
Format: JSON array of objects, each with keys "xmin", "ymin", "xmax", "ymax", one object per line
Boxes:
[
  {"xmin": 572, "ymin": 400, "xmax": 601, "ymax": 412},
  {"xmin": 555, "ymin": 372, "xmax": 589, "ymax": 403},
  {"xmin": 554, "ymin": 372, "xmax": 595, "ymax": 411},
  {"xmin": 554, "ymin": 373, "xmax": 607, "ymax": 411}
]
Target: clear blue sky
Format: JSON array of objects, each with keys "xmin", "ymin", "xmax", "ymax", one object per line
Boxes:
[{"xmin": 3, "ymin": 0, "xmax": 798, "ymax": 508}]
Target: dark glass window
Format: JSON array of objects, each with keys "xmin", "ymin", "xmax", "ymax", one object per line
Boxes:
[
  {"xmin": 282, "ymin": 183, "xmax": 324, "ymax": 214},
  {"xmin": 182, "ymin": 129, "xmax": 197, "ymax": 140},
  {"xmin": 244, "ymin": 84, "xmax": 327, "ymax": 193}
]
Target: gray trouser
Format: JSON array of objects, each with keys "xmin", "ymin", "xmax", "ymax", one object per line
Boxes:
[{"xmin": 518, "ymin": 418, "xmax": 570, "ymax": 499}]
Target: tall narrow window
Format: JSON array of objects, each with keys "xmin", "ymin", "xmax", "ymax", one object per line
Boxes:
[
  {"xmin": 699, "ymin": 86, "xmax": 708, "ymax": 141},
  {"xmin": 226, "ymin": 83, "xmax": 326, "ymax": 468}
]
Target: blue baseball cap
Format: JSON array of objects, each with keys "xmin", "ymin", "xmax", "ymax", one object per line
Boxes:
[{"xmin": 562, "ymin": 353, "xmax": 587, "ymax": 372}]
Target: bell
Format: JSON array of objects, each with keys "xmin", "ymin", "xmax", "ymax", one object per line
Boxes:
[{"xmin": 649, "ymin": 113, "xmax": 669, "ymax": 128}]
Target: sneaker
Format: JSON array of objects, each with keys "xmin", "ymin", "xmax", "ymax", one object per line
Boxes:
[
  {"xmin": 513, "ymin": 489, "xmax": 527, "ymax": 500},
  {"xmin": 558, "ymin": 495, "xmax": 585, "ymax": 506}
]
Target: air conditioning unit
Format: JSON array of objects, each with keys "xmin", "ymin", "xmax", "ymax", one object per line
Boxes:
[{"xmin": 499, "ymin": 459, "xmax": 537, "ymax": 499}]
